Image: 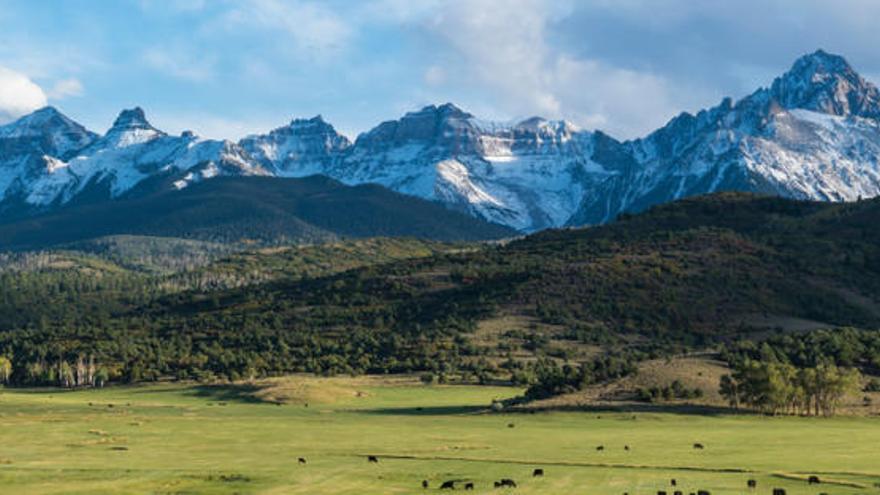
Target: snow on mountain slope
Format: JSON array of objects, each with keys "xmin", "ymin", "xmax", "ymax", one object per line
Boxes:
[
  {"xmin": 240, "ymin": 115, "xmax": 351, "ymax": 177},
  {"xmin": 326, "ymin": 104, "xmax": 612, "ymax": 231},
  {"xmin": 1, "ymin": 107, "xmax": 271, "ymax": 210},
  {"xmin": 2, "ymin": 50, "xmax": 880, "ymax": 232},
  {"xmin": 0, "ymin": 107, "xmax": 98, "ymax": 210},
  {"xmin": 570, "ymin": 49, "xmax": 880, "ymax": 225}
]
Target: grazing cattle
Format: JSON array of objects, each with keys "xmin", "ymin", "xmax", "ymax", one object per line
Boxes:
[
  {"xmin": 498, "ymin": 478, "xmax": 517, "ymax": 488},
  {"xmin": 808, "ymin": 476, "xmax": 821, "ymax": 485},
  {"xmin": 465, "ymin": 482, "xmax": 475, "ymax": 490},
  {"xmin": 773, "ymin": 489, "xmax": 786, "ymax": 495},
  {"xmin": 693, "ymin": 443, "xmax": 704, "ymax": 450},
  {"xmin": 297, "ymin": 457, "xmax": 306, "ymax": 465},
  {"xmin": 747, "ymin": 480, "xmax": 757, "ymax": 489},
  {"xmin": 624, "ymin": 445, "xmax": 630, "ymax": 451},
  {"xmin": 674, "ymin": 491, "xmax": 682, "ymax": 495},
  {"xmin": 494, "ymin": 481, "xmax": 501, "ymax": 488},
  {"xmin": 596, "ymin": 445, "xmax": 605, "ymax": 451},
  {"xmin": 697, "ymin": 490, "xmax": 710, "ymax": 495},
  {"xmin": 367, "ymin": 455, "xmax": 379, "ymax": 463},
  {"xmin": 422, "ymin": 480, "xmax": 429, "ymax": 489},
  {"xmin": 440, "ymin": 480, "xmax": 456, "ymax": 490},
  {"xmin": 533, "ymin": 468, "xmax": 544, "ymax": 477},
  {"xmin": 671, "ymin": 479, "xmax": 677, "ymax": 486},
  {"xmin": 508, "ymin": 423, "xmax": 515, "ymax": 428},
  {"xmin": 658, "ymin": 491, "xmax": 667, "ymax": 495}
]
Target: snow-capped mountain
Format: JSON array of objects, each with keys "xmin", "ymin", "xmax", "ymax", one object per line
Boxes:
[
  {"xmin": 2, "ymin": 49, "xmax": 880, "ymax": 233},
  {"xmin": 325, "ymin": 104, "xmax": 610, "ymax": 231},
  {"xmin": 569, "ymin": 49, "xmax": 880, "ymax": 225},
  {"xmin": 240, "ymin": 115, "xmax": 351, "ymax": 177},
  {"xmin": 0, "ymin": 107, "xmax": 270, "ymax": 214}
]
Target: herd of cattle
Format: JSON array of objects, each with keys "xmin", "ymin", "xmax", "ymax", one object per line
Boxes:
[{"xmin": 293, "ymin": 447, "xmax": 826, "ymax": 491}]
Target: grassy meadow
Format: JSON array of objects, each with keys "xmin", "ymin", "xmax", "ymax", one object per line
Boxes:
[{"xmin": 0, "ymin": 376, "xmax": 878, "ymax": 494}]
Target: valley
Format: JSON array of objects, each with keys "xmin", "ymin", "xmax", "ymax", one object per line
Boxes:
[{"xmin": 0, "ymin": 376, "xmax": 877, "ymax": 494}]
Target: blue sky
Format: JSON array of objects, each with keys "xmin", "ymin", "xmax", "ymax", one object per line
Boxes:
[{"xmin": 1, "ymin": 0, "xmax": 879, "ymax": 140}]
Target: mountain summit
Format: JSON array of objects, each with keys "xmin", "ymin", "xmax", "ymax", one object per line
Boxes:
[
  {"xmin": 102, "ymin": 107, "xmax": 165, "ymax": 148},
  {"xmin": 769, "ymin": 50, "xmax": 880, "ymax": 118},
  {"xmin": 1, "ymin": 50, "xmax": 879, "ymax": 232}
]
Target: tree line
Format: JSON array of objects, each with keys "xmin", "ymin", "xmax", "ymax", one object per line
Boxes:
[
  {"xmin": 718, "ymin": 328, "xmax": 879, "ymax": 416},
  {"xmin": 719, "ymin": 360, "xmax": 861, "ymax": 416}
]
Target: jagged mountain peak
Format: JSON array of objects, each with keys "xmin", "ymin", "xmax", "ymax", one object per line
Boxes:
[
  {"xmin": 285, "ymin": 115, "xmax": 344, "ymax": 135},
  {"xmin": 109, "ymin": 107, "xmax": 156, "ymax": 132},
  {"xmin": 0, "ymin": 106, "xmax": 97, "ymax": 159},
  {"xmin": 400, "ymin": 103, "xmax": 475, "ymax": 126},
  {"xmin": 791, "ymin": 49, "xmax": 852, "ymax": 76},
  {"xmin": 514, "ymin": 116, "xmax": 581, "ymax": 136},
  {"xmin": 769, "ymin": 49, "xmax": 880, "ymax": 118},
  {"xmin": 0, "ymin": 106, "xmax": 92, "ymax": 137},
  {"xmin": 101, "ymin": 107, "xmax": 165, "ymax": 148},
  {"xmin": 4, "ymin": 50, "xmax": 880, "ymax": 234},
  {"xmin": 238, "ymin": 113, "xmax": 351, "ymax": 177},
  {"xmin": 418, "ymin": 102, "xmax": 472, "ymax": 119}
]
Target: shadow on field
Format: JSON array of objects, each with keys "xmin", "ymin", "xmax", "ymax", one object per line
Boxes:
[
  {"xmin": 357, "ymin": 405, "xmax": 487, "ymax": 416},
  {"xmin": 184, "ymin": 384, "xmax": 266, "ymax": 404},
  {"xmin": 517, "ymin": 403, "xmax": 740, "ymax": 416}
]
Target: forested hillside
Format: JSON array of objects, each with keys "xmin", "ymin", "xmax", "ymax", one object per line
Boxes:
[
  {"xmin": 0, "ymin": 175, "xmax": 515, "ymax": 250},
  {"xmin": 0, "ymin": 193, "xmax": 878, "ymax": 389}
]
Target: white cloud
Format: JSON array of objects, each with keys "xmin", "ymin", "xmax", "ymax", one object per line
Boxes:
[
  {"xmin": 0, "ymin": 66, "xmax": 47, "ymax": 123},
  {"xmin": 47, "ymin": 78, "xmax": 84, "ymax": 99},
  {"xmin": 423, "ymin": 66, "xmax": 446, "ymax": 86},
  {"xmin": 218, "ymin": 0, "xmax": 352, "ymax": 60},
  {"xmin": 421, "ymin": 0, "xmax": 681, "ymax": 138},
  {"xmin": 142, "ymin": 47, "xmax": 216, "ymax": 82},
  {"xmin": 138, "ymin": 0, "xmax": 206, "ymax": 13}
]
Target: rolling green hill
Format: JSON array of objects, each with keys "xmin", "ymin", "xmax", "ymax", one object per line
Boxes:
[{"xmin": 1, "ymin": 193, "xmax": 879, "ymax": 387}]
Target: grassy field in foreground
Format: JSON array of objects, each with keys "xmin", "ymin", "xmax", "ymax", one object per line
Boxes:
[{"xmin": 0, "ymin": 377, "xmax": 878, "ymax": 494}]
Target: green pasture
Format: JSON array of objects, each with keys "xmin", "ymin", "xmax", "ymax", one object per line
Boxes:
[{"xmin": 0, "ymin": 378, "xmax": 877, "ymax": 494}]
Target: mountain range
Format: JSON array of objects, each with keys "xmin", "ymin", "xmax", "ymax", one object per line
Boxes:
[{"xmin": 1, "ymin": 49, "xmax": 879, "ymax": 242}]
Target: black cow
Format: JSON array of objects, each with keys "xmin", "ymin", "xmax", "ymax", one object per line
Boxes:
[
  {"xmin": 297, "ymin": 457, "xmax": 307, "ymax": 465},
  {"xmin": 440, "ymin": 480, "xmax": 456, "ymax": 490},
  {"xmin": 596, "ymin": 445, "xmax": 605, "ymax": 451},
  {"xmin": 508, "ymin": 423, "xmax": 515, "ymax": 428},
  {"xmin": 624, "ymin": 445, "xmax": 630, "ymax": 451},
  {"xmin": 465, "ymin": 482, "xmax": 475, "ymax": 490},
  {"xmin": 747, "ymin": 480, "xmax": 757, "ymax": 489},
  {"xmin": 671, "ymin": 479, "xmax": 677, "ymax": 486},
  {"xmin": 422, "ymin": 480, "xmax": 429, "ymax": 489},
  {"xmin": 674, "ymin": 491, "xmax": 682, "ymax": 495},
  {"xmin": 697, "ymin": 490, "xmax": 710, "ymax": 495},
  {"xmin": 533, "ymin": 468, "xmax": 544, "ymax": 477},
  {"xmin": 658, "ymin": 491, "xmax": 667, "ymax": 495},
  {"xmin": 808, "ymin": 476, "xmax": 821, "ymax": 485},
  {"xmin": 494, "ymin": 481, "xmax": 501, "ymax": 488},
  {"xmin": 693, "ymin": 443, "xmax": 705, "ymax": 450},
  {"xmin": 367, "ymin": 455, "xmax": 379, "ymax": 463},
  {"xmin": 498, "ymin": 478, "xmax": 517, "ymax": 488},
  {"xmin": 773, "ymin": 489, "xmax": 786, "ymax": 495}
]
